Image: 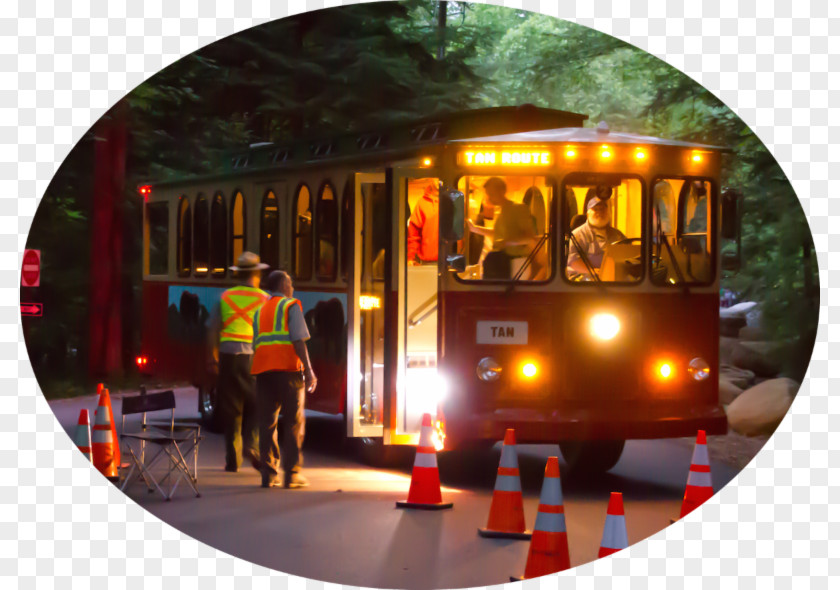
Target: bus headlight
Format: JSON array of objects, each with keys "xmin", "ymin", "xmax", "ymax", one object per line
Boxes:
[
  {"xmin": 589, "ymin": 313, "xmax": 620, "ymax": 341},
  {"xmin": 476, "ymin": 357, "xmax": 502, "ymax": 382},
  {"xmin": 688, "ymin": 357, "xmax": 711, "ymax": 381}
]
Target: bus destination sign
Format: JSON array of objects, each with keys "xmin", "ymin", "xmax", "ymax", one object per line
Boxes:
[{"xmin": 458, "ymin": 149, "xmax": 553, "ymax": 167}]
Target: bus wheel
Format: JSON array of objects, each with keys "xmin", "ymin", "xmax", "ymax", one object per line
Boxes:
[
  {"xmin": 353, "ymin": 437, "xmax": 409, "ymax": 468},
  {"xmin": 559, "ymin": 440, "xmax": 625, "ymax": 474},
  {"xmin": 198, "ymin": 385, "xmax": 222, "ymax": 433}
]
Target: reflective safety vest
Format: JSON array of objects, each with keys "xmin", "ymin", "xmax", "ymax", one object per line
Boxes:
[
  {"xmin": 251, "ymin": 296, "xmax": 304, "ymax": 374},
  {"xmin": 219, "ymin": 286, "xmax": 269, "ymax": 344}
]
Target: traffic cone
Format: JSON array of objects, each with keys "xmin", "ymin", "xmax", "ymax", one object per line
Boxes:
[
  {"xmin": 511, "ymin": 457, "xmax": 570, "ymax": 581},
  {"xmin": 679, "ymin": 430, "xmax": 714, "ymax": 519},
  {"xmin": 396, "ymin": 413, "xmax": 453, "ymax": 510},
  {"xmin": 74, "ymin": 409, "xmax": 92, "ymax": 461},
  {"xmin": 598, "ymin": 492, "xmax": 628, "ymax": 558},
  {"xmin": 478, "ymin": 429, "xmax": 531, "ymax": 539},
  {"xmin": 92, "ymin": 390, "xmax": 119, "ymax": 481},
  {"xmin": 92, "ymin": 383, "xmax": 119, "ymax": 466}
]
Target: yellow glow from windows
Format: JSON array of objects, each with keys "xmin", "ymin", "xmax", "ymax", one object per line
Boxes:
[
  {"xmin": 359, "ymin": 295, "xmax": 381, "ymax": 310},
  {"xmin": 459, "ymin": 150, "xmax": 552, "ymax": 166},
  {"xmin": 195, "ymin": 266, "xmax": 209, "ymax": 273},
  {"xmin": 521, "ymin": 362, "xmax": 538, "ymax": 379}
]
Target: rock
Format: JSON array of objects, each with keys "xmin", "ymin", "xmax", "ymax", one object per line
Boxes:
[
  {"xmin": 745, "ymin": 308, "xmax": 763, "ymax": 329},
  {"xmin": 738, "ymin": 325, "xmax": 769, "ymax": 342},
  {"xmin": 719, "ymin": 337, "xmax": 739, "ymax": 366},
  {"xmin": 719, "ymin": 364, "xmax": 755, "ymax": 389},
  {"xmin": 719, "ymin": 376, "xmax": 743, "ymax": 405},
  {"xmin": 719, "ymin": 301, "xmax": 757, "ymax": 318},
  {"xmin": 720, "ymin": 315, "xmax": 747, "ymax": 337},
  {"xmin": 725, "ymin": 378, "xmax": 799, "ymax": 436},
  {"xmin": 731, "ymin": 341, "xmax": 785, "ymax": 378}
]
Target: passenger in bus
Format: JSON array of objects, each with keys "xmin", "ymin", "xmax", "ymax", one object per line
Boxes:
[
  {"xmin": 407, "ymin": 181, "xmax": 439, "ymax": 265},
  {"xmin": 208, "ymin": 251, "xmax": 269, "ymax": 474},
  {"xmin": 252, "ymin": 270, "xmax": 317, "ymax": 489},
  {"xmin": 566, "ymin": 189, "xmax": 626, "ymax": 278},
  {"xmin": 466, "ymin": 177, "xmax": 536, "ymax": 278}
]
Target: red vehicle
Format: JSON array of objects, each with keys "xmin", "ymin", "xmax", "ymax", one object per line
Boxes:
[{"xmin": 140, "ymin": 106, "xmax": 738, "ymax": 471}]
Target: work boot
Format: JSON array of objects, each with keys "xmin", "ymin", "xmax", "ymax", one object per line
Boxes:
[{"xmin": 284, "ymin": 472, "xmax": 310, "ymax": 489}]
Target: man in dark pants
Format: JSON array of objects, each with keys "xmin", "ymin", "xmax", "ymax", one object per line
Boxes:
[
  {"xmin": 208, "ymin": 251, "xmax": 269, "ymax": 472},
  {"xmin": 252, "ymin": 270, "xmax": 317, "ymax": 489}
]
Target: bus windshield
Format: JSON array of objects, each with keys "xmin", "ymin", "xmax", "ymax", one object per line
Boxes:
[
  {"xmin": 564, "ymin": 175, "xmax": 643, "ymax": 283},
  {"xmin": 455, "ymin": 175, "xmax": 554, "ymax": 282}
]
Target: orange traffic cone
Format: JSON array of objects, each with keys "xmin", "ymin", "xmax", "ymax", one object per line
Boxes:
[
  {"xmin": 512, "ymin": 457, "xmax": 570, "ymax": 581},
  {"xmin": 92, "ymin": 390, "xmax": 119, "ymax": 481},
  {"xmin": 479, "ymin": 429, "xmax": 531, "ymax": 539},
  {"xmin": 679, "ymin": 430, "xmax": 713, "ymax": 518},
  {"xmin": 74, "ymin": 409, "xmax": 92, "ymax": 461},
  {"xmin": 92, "ymin": 383, "xmax": 120, "ymax": 466},
  {"xmin": 598, "ymin": 492, "xmax": 628, "ymax": 558},
  {"xmin": 396, "ymin": 413, "xmax": 453, "ymax": 510}
]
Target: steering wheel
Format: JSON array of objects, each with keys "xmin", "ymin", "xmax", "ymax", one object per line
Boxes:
[{"xmin": 614, "ymin": 237, "xmax": 642, "ymax": 245}]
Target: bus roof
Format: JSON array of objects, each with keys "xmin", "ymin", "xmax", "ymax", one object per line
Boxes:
[{"xmin": 452, "ymin": 126, "xmax": 731, "ymax": 152}]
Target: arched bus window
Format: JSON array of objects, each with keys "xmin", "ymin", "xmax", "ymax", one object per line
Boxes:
[
  {"xmin": 230, "ymin": 190, "xmax": 246, "ymax": 266},
  {"xmin": 293, "ymin": 185, "xmax": 313, "ymax": 281},
  {"xmin": 316, "ymin": 182, "xmax": 338, "ymax": 281},
  {"xmin": 260, "ymin": 190, "xmax": 280, "ymax": 271},
  {"xmin": 193, "ymin": 194, "xmax": 209, "ymax": 276},
  {"xmin": 210, "ymin": 193, "xmax": 227, "ymax": 277},
  {"xmin": 340, "ymin": 177, "xmax": 354, "ymax": 281},
  {"xmin": 177, "ymin": 196, "xmax": 192, "ymax": 277}
]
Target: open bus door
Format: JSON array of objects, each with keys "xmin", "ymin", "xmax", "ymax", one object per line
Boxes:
[{"xmin": 346, "ymin": 168, "xmax": 442, "ymax": 447}]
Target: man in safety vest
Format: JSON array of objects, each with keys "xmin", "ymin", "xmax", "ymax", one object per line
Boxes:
[
  {"xmin": 209, "ymin": 251, "xmax": 269, "ymax": 473},
  {"xmin": 252, "ymin": 270, "xmax": 317, "ymax": 489}
]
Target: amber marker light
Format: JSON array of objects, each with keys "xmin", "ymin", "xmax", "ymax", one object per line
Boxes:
[
  {"xmin": 634, "ymin": 149, "xmax": 647, "ymax": 161},
  {"xmin": 421, "ymin": 157, "xmax": 433, "ymax": 167},
  {"xmin": 521, "ymin": 362, "xmax": 538, "ymax": 379},
  {"xmin": 691, "ymin": 152, "xmax": 703, "ymax": 163},
  {"xmin": 565, "ymin": 147, "xmax": 577, "ymax": 158},
  {"xmin": 600, "ymin": 146, "xmax": 613, "ymax": 159},
  {"xmin": 657, "ymin": 361, "xmax": 674, "ymax": 380}
]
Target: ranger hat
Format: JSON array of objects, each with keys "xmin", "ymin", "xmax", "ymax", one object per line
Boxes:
[{"xmin": 229, "ymin": 251, "xmax": 269, "ymax": 272}]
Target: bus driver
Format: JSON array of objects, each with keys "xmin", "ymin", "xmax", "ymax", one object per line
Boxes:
[{"xmin": 566, "ymin": 188, "xmax": 626, "ymax": 278}]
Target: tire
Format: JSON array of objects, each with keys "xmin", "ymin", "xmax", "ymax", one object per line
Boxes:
[
  {"xmin": 353, "ymin": 437, "xmax": 409, "ymax": 468},
  {"xmin": 198, "ymin": 384, "xmax": 223, "ymax": 433},
  {"xmin": 559, "ymin": 440, "xmax": 625, "ymax": 474}
]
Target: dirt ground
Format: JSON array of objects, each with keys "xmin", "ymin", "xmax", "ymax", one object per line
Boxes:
[{"xmin": 674, "ymin": 429, "xmax": 770, "ymax": 471}]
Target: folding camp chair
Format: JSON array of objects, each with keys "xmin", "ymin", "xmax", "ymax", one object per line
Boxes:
[{"xmin": 119, "ymin": 389, "xmax": 203, "ymax": 500}]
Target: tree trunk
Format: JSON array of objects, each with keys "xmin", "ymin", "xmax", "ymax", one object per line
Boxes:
[
  {"xmin": 437, "ymin": 1, "xmax": 447, "ymax": 61},
  {"xmin": 88, "ymin": 105, "xmax": 127, "ymax": 378}
]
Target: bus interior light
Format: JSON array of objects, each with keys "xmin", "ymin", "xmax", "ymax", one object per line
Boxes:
[{"xmin": 589, "ymin": 313, "xmax": 620, "ymax": 341}]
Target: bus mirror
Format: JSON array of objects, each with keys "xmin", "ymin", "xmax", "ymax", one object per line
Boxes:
[
  {"xmin": 721, "ymin": 188, "xmax": 742, "ymax": 241},
  {"xmin": 440, "ymin": 188, "xmax": 465, "ymax": 241},
  {"xmin": 446, "ymin": 254, "xmax": 466, "ymax": 273}
]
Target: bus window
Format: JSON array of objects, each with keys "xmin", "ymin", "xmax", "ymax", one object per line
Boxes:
[
  {"xmin": 456, "ymin": 175, "xmax": 552, "ymax": 281},
  {"xmin": 230, "ymin": 190, "xmax": 246, "ymax": 265},
  {"xmin": 260, "ymin": 190, "xmax": 280, "ymax": 271},
  {"xmin": 177, "ymin": 196, "xmax": 192, "ymax": 277},
  {"xmin": 340, "ymin": 178, "xmax": 353, "ymax": 281},
  {"xmin": 564, "ymin": 176, "xmax": 643, "ymax": 283},
  {"xmin": 146, "ymin": 202, "xmax": 168, "ymax": 276},
  {"xmin": 293, "ymin": 185, "xmax": 312, "ymax": 281},
  {"xmin": 651, "ymin": 178, "xmax": 714, "ymax": 285},
  {"xmin": 316, "ymin": 182, "xmax": 338, "ymax": 281},
  {"xmin": 210, "ymin": 193, "xmax": 227, "ymax": 277},
  {"xmin": 193, "ymin": 194, "xmax": 209, "ymax": 276}
]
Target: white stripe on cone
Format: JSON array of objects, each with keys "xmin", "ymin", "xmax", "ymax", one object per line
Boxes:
[
  {"xmin": 413, "ymin": 452, "xmax": 438, "ymax": 468},
  {"xmin": 499, "ymin": 445, "xmax": 518, "ymax": 468},
  {"xmin": 494, "ymin": 474, "xmax": 522, "ymax": 492},
  {"xmin": 687, "ymin": 470, "xmax": 712, "ymax": 487},
  {"xmin": 534, "ymin": 511, "xmax": 566, "ymax": 533},
  {"xmin": 600, "ymin": 514, "xmax": 628, "ymax": 551},
  {"xmin": 538, "ymin": 476, "xmax": 563, "ymax": 506},
  {"xmin": 690, "ymin": 443, "xmax": 710, "ymax": 466}
]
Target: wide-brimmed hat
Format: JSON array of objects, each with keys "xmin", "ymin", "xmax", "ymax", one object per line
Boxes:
[{"xmin": 229, "ymin": 251, "xmax": 269, "ymax": 272}]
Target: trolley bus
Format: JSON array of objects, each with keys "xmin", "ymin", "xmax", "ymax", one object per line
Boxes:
[{"xmin": 140, "ymin": 105, "xmax": 737, "ymax": 471}]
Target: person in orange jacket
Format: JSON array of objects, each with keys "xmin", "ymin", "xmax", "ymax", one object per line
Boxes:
[{"xmin": 407, "ymin": 181, "xmax": 440, "ymax": 265}]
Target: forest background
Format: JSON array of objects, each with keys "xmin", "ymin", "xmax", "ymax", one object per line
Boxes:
[{"xmin": 23, "ymin": 1, "xmax": 818, "ymax": 397}]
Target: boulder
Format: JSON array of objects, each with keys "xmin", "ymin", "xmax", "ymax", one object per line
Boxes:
[
  {"xmin": 725, "ymin": 378, "xmax": 799, "ymax": 436},
  {"xmin": 731, "ymin": 341, "xmax": 785, "ymax": 378},
  {"xmin": 738, "ymin": 325, "xmax": 769, "ymax": 342},
  {"xmin": 720, "ymin": 315, "xmax": 746, "ymax": 338},
  {"xmin": 719, "ymin": 301, "xmax": 757, "ymax": 318},
  {"xmin": 719, "ymin": 363, "xmax": 755, "ymax": 389},
  {"xmin": 719, "ymin": 337, "xmax": 739, "ymax": 366},
  {"xmin": 719, "ymin": 376, "xmax": 743, "ymax": 405}
]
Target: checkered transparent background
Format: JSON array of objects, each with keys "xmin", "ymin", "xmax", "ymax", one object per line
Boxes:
[{"xmin": 2, "ymin": 0, "xmax": 836, "ymax": 588}]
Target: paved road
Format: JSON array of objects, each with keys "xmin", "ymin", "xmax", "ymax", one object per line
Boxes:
[{"xmin": 49, "ymin": 387, "xmax": 740, "ymax": 589}]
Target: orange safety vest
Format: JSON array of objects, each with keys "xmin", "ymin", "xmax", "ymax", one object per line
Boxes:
[
  {"xmin": 219, "ymin": 285, "xmax": 269, "ymax": 344},
  {"xmin": 251, "ymin": 296, "xmax": 304, "ymax": 374}
]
